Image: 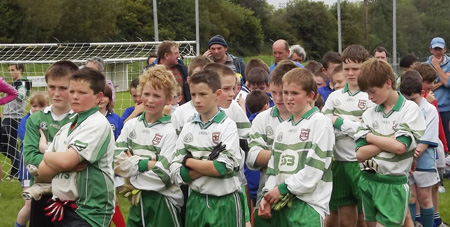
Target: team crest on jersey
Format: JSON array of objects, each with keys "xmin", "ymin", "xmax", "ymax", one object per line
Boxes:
[
  {"xmin": 334, "ymin": 99, "xmax": 341, "ymax": 106},
  {"xmin": 129, "ymin": 129, "xmax": 137, "ymax": 139},
  {"xmin": 372, "ymin": 121, "xmax": 379, "ymax": 129},
  {"xmin": 73, "ymin": 140, "xmax": 87, "ymax": 151},
  {"xmin": 392, "ymin": 121, "xmax": 398, "ymax": 130},
  {"xmin": 184, "ymin": 133, "xmax": 193, "ymax": 143},
  {"xmin": 152, "ymin": 133, "xmax": 163, "ymax": 145},
  {"xmin": 267, "ymin": 126, "xmax": 274, "ymax": 136},
  {"xmin": 299, "ymin": 128, "xmax": 310, "ymax": 141},
  {"xmin": 212, "ymin": 132, "xmax": 220, "ymax": 144},
  {"xmin": 358, "ymin": 100, "xmax": 367, "ymax": 109},
  {"xmin": 40, "ymin": 122, "xmax": 48, "ymax": 131},
  {"xmin": 277, "ymin": 132, "xmax": 283, "ymax": 142}
]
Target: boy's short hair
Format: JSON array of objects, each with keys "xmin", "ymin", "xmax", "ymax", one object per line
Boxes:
[
  {"xmin": 399, "ymin": 53, "xmax": 419, "ymax": 69},
  {"xmin": 30, "ymin": 91, "xmax": 49, "ymax": 108},
  {"xmin": 190, "ymin": 69, "xmax": 221, "ymax": 93},
  {"xmin": 332, "ymin": 63, "xmax": 343, "ymax": 75},
  {"xmin": 400, "ymin": 70, "xmax": 423, "ymax": 96},
  {"xmin": 138, "ymin": 65, "xmax": 178, "ymax": 98},
  {"xmin": 373, "ymin": 46, "xmax": 389, "ymax": 57},
  {"xmin": 71, "ymin": 67, "xmax": 105, "ymax": 95},
  {"xmin": 157, "ymin": 41, "xmax": 178, "ymax": 60},
  {"xmin": 305, "ymin": 61, "xmax": 327, "ymax": 82},
  {"xmin": 103, "ymin": 84, "xmax": 114, "ymax": 112},
  {"xmin": 86, "ymin": 57, "xmax": 104, "ymax": 72},
  {"xmin": 270, "ymin": 60, "xmax": 298, "ymax": 86},
  {"xmin": 8, "ymin": 63, "xmax": 25, "ymax": 72},
  {"xmin": 188, "ymin": 55, "xmax": 213, "ymax": 77},
  {"xmin": 130, "ymin": 78, "xmax": 140, "ymax": 89},
  {"xmin": 410, "ymin": 62, "xmax": 436, "ymax": 83},
  {"xmin": 246, "ymin": 67, "xmax": 268, "ymax": 85},
  {"xmin": 322, "ymin": 51, "xmax": 342, "ymax": 69},
  {"xmin": 341, "ymin": 45, "xmax": 370, "ymax": 64},
  {"xmin": 45, "ymin": 60, "xmax": 79, "ymax": 82},
  {"xmin": 203, "ymin": 63, "xmax": 236, "ymax": 80},
  {"xmin": 246, "ymin": 90, "xmax": 269, "ymax": 114},
  {"xmin": 245, "ymin": 58, "xmax": 270, "ymax": 78},
  {"xmin": 282, "ymin": 68, "xmax": 317, "ymax": 97},
  {"xmin": 358, "ymin": 58, "xmax": 396, "ymax": 91}
]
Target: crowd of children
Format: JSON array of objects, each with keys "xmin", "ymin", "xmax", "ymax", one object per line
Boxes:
[{"xmin": 7, "ymin": 38, "xmax": 450, "ymax": 227}]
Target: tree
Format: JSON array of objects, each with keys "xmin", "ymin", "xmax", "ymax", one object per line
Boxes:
[
  {"xmin": 330, "ymin": 1, "xmax": 365, "ymax": 50},
  {"xmin": 0, "ymin": 0, "xmax": 22, "ymax": 43},
  {"xmin": 115, "ymin": 0, "xmax": 154, "ymax": 41}
]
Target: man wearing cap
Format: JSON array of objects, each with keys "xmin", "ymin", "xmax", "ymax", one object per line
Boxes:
[
  {"xmin": 428, "ymin": 37, "xmax": 450, "ymax": 152},
  {"xmin": 203, "ymin": 35, "xmax": 246, "ymax": 79}
]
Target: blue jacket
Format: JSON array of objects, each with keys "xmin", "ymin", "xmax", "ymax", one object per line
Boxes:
[
  {"xmin": 106, "ymin": 111, "xmax": 123, "ymax": 140},
  {"xmin": 428, "ymin": 55, "xmax": 450, "ymax": 112}
]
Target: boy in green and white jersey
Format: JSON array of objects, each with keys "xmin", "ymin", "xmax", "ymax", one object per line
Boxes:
[
  {"xmin": 321, "ymin": 45, "xmax": 372, "ymax": 227},
  {"xmin": 114, "ymin": 65, "xmax": 182, "ymax": 227},
  {"xmin": 355, "ymin": 58, "xmax": 426, "ymax": 227},
  {"xmin": 35, "ymin": 67, "xmax": 115, "ymax": 227},
  {"xmin": 246, "ymin": 60, "xmax": 298, "ymax": 227},
  {"xmin": 259, "ymin": 68, "xmax": 334, "ymax": 226}
]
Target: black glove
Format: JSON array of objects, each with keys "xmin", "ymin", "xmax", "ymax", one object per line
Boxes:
[
  {"xmin": 182, "ymin": 152, "xmax": 193, "ymax": 168},
  {"xmin": 208, "ymin": 142, "xmax": 227, "ymax": 160}
]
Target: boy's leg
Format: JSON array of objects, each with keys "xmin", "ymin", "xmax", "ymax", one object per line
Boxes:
[
  {"xmin": 272, "ymin": 198, "xmax": 322, "ymax": 227},
  {"xmin": 1, "ymin": 118, "xmax": 20, "ymax": 178},
  {"xmin": 52, "ymin": 207, "xmax": 90, "ymax": 227},
  {"xmin": 414, "ymin": 171, "xmax": 439, "ymax": 227},
  {"xmin": 186, "ymin": 190, "xmax": 244, "ymax": 227},
  {"xmin": 29, "ymin": 195, "xmax": 54, "ymax": 227},
  {"xmin": 127, "ymin": 191, "xmax": 181, "ymax": 227}
]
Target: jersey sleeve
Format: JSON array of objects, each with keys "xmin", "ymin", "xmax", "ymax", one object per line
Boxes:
[
  {"xmin": 216, "ymin": 121, "xmax": 241, "ymax": 173},
  {"xmin": 246, "ymin": 113, "xmax": 269, "ymax": 170},
  {"xmin": 232, "ymin": 103, "xmax": 251, "ymax": 139},
  {"xmin": 395, "ymin": 104, "xmax": 426, "ymax": 151},
  {"xmin": 114, "ymin": 120, "xmax": 132, "ymax": 156},
  {"xmin": 169, "ymin": 127, "xmax": 189, "ymax": 185},
  {"xmin": 23, "ymin": 113, "xmax": 44, "ymax": 167},
  {"xmin": 171, "ymin": 108, "xmax": 185, "ymax": 135},
  {"xmin": 419, "ymin": 105, "xmax": 439, "ymax": 147},
  {"xmin": 354, "ymin": 111, "xmax": 371, "ymax": 150}
]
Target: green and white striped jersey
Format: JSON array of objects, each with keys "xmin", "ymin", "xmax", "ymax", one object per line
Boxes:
[
  {"xmin": 355, "ymin": 94, "xmax": 426, "ymax": 176},
  {"xmin": 264, "ymin": 107, "xmax": 334, "ymax": 218},
  {"xmin": 322, "ymin": 85, "xmax": 374, "ymax": 161}
]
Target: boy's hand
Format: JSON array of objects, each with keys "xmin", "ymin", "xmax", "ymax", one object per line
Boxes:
[
  {"xmin": 134, "ymin": 103, "xmax": 145, "ymax": 114},
  {"xmin": 208, "ymin": 142, "xmax": 226, "ymax": 160},
  {"xmin": 38, "ymin": 129, "xmax": 49, "ymax": 154},
  {"xmin": 264, "ymin": 186, "xmax": 282, "ymax": 205},
  {"xmin": 182, "ymin": 152, "xmax": 193, "ymax": 167},
  {"xmin": 258, "ymin": 198, "xmax": 272, "ymax": 219},
  {"xmin": 410, "ymin": 158, "xmax": 417, "ymax": 174}
]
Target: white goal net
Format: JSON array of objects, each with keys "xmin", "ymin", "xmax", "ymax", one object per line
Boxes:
[{"xmin": 0, "ymin": 41, "xmax": 197, "ymax": 180}]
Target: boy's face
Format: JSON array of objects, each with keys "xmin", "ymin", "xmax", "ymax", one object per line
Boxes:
[
  {"xmin": 270, "ymin": 83, "xmax": 287, "ymax": 113},
  {"xmin": 283, "ymin": 82, "xmax": 314, "ymax": 117},
  {"xmin": 190, "ymin": 82, "xmax": 220, "ymax": 117},
  {"xmin": 141, "ymin": 81, "xmax": 172, "ymax": 117},
  {"xmin": 218, "ymin": 75, "xmax": 236, "ymax": 108},
  {"xmin": 323, "ymin": 62, "xmax": 340, "ymax": 82},
  {"xmin": 31, "ymin": 103, "xmax": 46, "ymax": 113},
  {"xmin": 422, "ymin": 81, "xmax": 433, "ymax": 93},
  {"xmin": 8, "ymin": 65, "xmax": 22, "ymax": 81},
  {"xmin": 98, "ymin": 95, "xmax": 110, "ymax": 110},
  {"xmin": 403, "ymin": 93, "xmax": 422, "ymax": 105},
  {"xmin": 366, "ymin": 81, "xmax": 392, "ymax": 105},
  {"xmin": 248, "ymin": 83, "xmax": 268, "ymax": 92},
  {"xmin": 130, "ymin": 87, "xmax": 142, "ymax": 105},
  {"xmin": 333, "ymin": 71, "xmax": 346, "ymax": 90},
  {"xmin": 69, "ymin": 80, "xmax": 102, "ymax": 113},
  {"xmin": 170, "ymin": 94, "xmax": 182, "ymax": 106},
  {"xmin": 314, "ymin": 75, "xmax": 325, "ymax": 88},
  {"xmin": 47, "ymin": 76, "xmax": 70, "ymax": 110},
  {"xmin": 343, "ymin": 60, "xmax": 362, "ymax": 87}
]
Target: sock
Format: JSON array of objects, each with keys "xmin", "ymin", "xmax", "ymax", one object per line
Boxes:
[
  {"xmin": 111, "ymin": 205, "xmax": 126, "ymax": 227},
  {"xmin": 434, "ymin": 212, "xmax": 442, "ymax": 226},
  {"xmin": 416, "ymin": 213, "xmax": 422, "ymax": 223},
  {"xmin": 421, "ymin": 207, "xmax": 435, "ymax": 227},
  {"xmin": 409, "ymin": 203, "xmax": 416, "ymax": 224},
  {"xmin": 15, "ymin": 222, "xmax": 26, "ymax": 227}
]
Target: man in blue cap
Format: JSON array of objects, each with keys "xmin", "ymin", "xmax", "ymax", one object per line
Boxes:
[{"xmin": 203, "ymin": 35, "xmax": 246, "ymax": 80}]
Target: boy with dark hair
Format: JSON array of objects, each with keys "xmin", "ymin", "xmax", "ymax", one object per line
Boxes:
[
  {"xmin": 259, "ymin": 68, "xmax": 334, "ymax": 226},
  {"xmin": 121, "ymin": 78, "xmax": 143, "ymax": 124},
  {"xmin": 170, "ymin": 69, "xmax": 243, "ymax": 227},
  {"xmin": 23, "ymin": 60, "xmax": 78, "ymax": 227},
  {"xmin": 356, "ymin": 58, "xmax": 426, "ymax": 227},
  {"xmin": 236, "ymin": 67, "xmax": 269, "ymax": 102},
  {"xmin": 247, "ymin": 60, "xmax": 298, "ymax": 227},
  {"xmin": 322, "ymin": 44, "xmax": 371, "ymax": 227},
  {"xmin": 400, "ymin": 70, "xmax": 439, "ymax": 227},
  {"xmin": 320, "ymin": 51, "xmax": 342, "ymax": 102},
  {"xmin": 399, "ymin": 54, "xmax": 419, "ymax": 71},
  {"xmin": 33, "ymin": 67, "xmax": 115, "ymax": 226},
  {"xmin": 246, "ymin": 90, "xmax": 270, "ymax": 122},
  {"xmin": 305, "ymin": 61, "xmax": 328, "ymax": 88}
]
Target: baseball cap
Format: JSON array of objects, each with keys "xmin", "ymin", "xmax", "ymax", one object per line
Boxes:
[{"xmin": 431, "ymin": 37, "xmax": 445, "ymax": 49}]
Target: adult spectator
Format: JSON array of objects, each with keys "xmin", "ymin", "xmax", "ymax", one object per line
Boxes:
[
  {"xmin": 319, "ymin": 51, "xmax": 342, "ymax": 102},
  {"xmin": 86, "ymin": 56, "xmax": 116, "ymax": 105},
  {"xmin": 428, "ymin": 37, "xmax": 450, "ymax": 151},
  {"xmin": 289, "ymin": 44, "xmax": 307, "ymax": 64},
  {"xmin": 148, "ymin": 41, "xmax": 190, "ymax": 104},
  {"xmin": 1, "ymin": 63, "xmax": 31, "ymax": 179},
  {"xmin": 373, "ymin": 46, "xmax": 389, "ymax": 62},
  {"xmin": 203, "ymin": 35, "xmax": 246, "ymax": 80}
]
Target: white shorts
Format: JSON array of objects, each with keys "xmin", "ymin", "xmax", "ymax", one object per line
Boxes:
[{"xmin": 408, "ymin": 171, "xmax": 440, "ymax": 188}]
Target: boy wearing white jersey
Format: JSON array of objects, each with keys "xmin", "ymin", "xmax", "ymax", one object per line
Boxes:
[
  {"xmin": 259, "ymin": 68, "xmax": 334, "ymax": 226},
  {"xmin": 400, "ymin": 70, "xmax": 439, "ymax": 227},
  {"xmin": 36, "ymin": 67, "xmax": 115, "ymax": 226},
  {"xmin": 355, "ymin": 59, "xmax": 426, "ymax": 227},
  {"xmin": 322, "ymin": 45, "xmax": 372, "ymax": 227},
  {"xmin": 170, "ymin": 70, "xmax": 243, "ymax": 227},
  {"xmin": 247, "ymin": 60, "xmax": 298, "ymax": 227}
]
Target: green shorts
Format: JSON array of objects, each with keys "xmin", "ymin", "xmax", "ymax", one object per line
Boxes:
[
  {"xmin": 127, "ymin": 191, "xmax": 181, "ymax": 227},
  {"xmin": 272, "ymin": 198, "xmax": 322, "ymax": 227},
  {"xmin": 329, "ymin": 161, "xmax": 363, "ymax": 213},
  {"xmin": 359, "ymin": 172, "xmax": 409, "ymax": 227},
  {"xmin": 254, "ymin": 208, "xmax": 275, "ymax": 227},
  {"xmin": 186, "ymin": 190, "xmax": 244, "ymax": 227}
]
